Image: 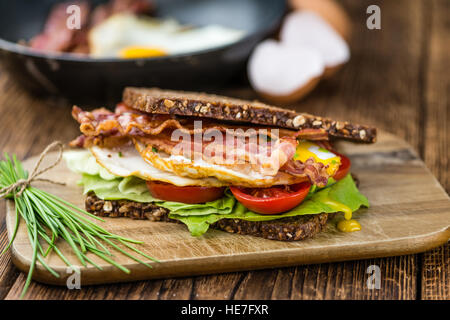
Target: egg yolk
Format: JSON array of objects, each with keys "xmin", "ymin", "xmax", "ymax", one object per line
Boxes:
[
  {"xmin": 119, "ymin": 46, "xmax": 168, "ymax": 59},
  {"xmin": 294, "ymin": 141, "xmax": 341, "ymax": 176}
]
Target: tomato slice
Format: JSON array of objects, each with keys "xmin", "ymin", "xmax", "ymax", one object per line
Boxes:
[
  {"xmin": 146, "ymin": 181, "xmax": 225, "ymax": 204},
  {"xmin": 230, "ymin": 182, "xmax": 311, "ymax": 215},
  {"xmin": 333, "ymin": 153, "xmax": 351, "ymax": 181}
]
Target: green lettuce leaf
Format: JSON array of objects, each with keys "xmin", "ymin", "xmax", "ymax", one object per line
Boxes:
[
  {"xmin": 80, "ymin": 174, "xmax": 158, "ymax": 203},
  {"xmin": 160, "ymin": 194, "xmax": 237, "ymax": 216},
  {"xmin": 79, "ymin": 173, "xmax": 237, "ymax": 215},
  {"xmin": 170, "ymin": 175, "xmax": 369, "ymax": 236},
  {"xmin": 79, "ymin": 172, "xmax": 368, "ymax": 237},
  {"xmin": 64, "ymin": 150, "xmax": 117, "ymax": 180}
]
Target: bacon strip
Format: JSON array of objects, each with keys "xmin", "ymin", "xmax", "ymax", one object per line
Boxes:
[
  {"xmin": 91, "ymin": 0, "xmax": 154, "ymax": 26},
  {"xmin": 134, "ymin": 134, "xmax": 297, "ymax": 176},
  {"xmin": 281, "ymin": 158, "xmax": 330, "ymax": 187},
  {"xmin": 70, "ymin": 105, "xmax": 331, "ymax": 184},
  {"xmin": 72, "ymin": 105, "xmax": 328, "ymax": 141},
  {"xmin": 293, "ymin": 128, "xmax": 329, "ymax": 141},
  {"xmin": 30, "ymin": 1, "xmax": 91, "ymax": 52},
  {"xmin": 71, "ymin": 105, "xmax": 297, "ymax": 141}
]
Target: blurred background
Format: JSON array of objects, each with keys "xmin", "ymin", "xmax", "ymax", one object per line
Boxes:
[
  {"xmin": 0, "ymin": 0, "xmax": 286, "ymax": 104},
  {"xmin": 0, "ymin": 0, "xmax": 358, "ymax": 105}
]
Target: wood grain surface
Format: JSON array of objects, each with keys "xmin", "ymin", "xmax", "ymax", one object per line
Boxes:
[
  {"xmin": 0, "ymin": 0, "xmax": 449, "ymax": 299},
  {"xmin": 5, "ymin": 131, "xmax": 450, "ymax": 286}
]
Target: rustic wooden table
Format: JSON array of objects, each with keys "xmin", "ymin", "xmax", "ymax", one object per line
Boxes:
[{"xmin": 0, "ymin": 0, "xmax": 448, "ymax": 300}]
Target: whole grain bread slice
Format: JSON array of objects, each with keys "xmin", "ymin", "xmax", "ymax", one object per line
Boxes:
[
  {"xmin": 123, "ymin": 87, "xmax": 377, "ymax": 143},
  {"xmin": 85, "ymin": 192, "xmax": 330, "ymax": 241}
]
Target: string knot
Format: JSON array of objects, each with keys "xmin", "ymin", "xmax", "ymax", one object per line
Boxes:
[{"xmin": 0, "ymin": 141, "xmax": 66, "ymax": 198}]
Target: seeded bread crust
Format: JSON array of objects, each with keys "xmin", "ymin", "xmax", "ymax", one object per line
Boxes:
[
  {"xmin": 123, "ymin": 87, "xmax": 377, "ymax": 143},
  {"xmin": 85, "ymin": 192, "xmax": 330, "ymax": 241}
]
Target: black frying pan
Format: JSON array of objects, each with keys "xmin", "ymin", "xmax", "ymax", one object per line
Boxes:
[{"xmin": 0, "ymin": 0, "xmax": 286, "ymax": 105}]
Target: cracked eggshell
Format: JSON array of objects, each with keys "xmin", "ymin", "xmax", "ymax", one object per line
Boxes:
[
  {"xmin": 248, "ymin": 39, "xmax": 324, "ymax": 104},
  {"xmin": 289, "ymin": 0, "xmax": 352, "ymax": 41},
  {"xmin": 280, "ymin": 11, "xmax": 350, "ymax": 78}
]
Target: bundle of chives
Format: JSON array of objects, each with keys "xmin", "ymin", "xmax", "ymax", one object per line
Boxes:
[{"xmin": 0, "ymin": 146, "xmax": 158, "ymax": 298}]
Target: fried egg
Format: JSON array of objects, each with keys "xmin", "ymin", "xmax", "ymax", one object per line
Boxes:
[
  {"xmin": 89, "ymin": 14, "xmax": 245, "ymax": 58},
  {"xmin": 90, "ymin": 145, "xmax": 225, "ymax": 187},
  {"xmin": 294, "ymin": 141, "xmax": 341, "ymax": 175},
  {"xmin": 134, "ymin": 141, "xmax": 305, "ymax": 187}
]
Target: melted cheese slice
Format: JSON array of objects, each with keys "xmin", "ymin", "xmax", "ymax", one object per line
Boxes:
[
  {"xmin": 294, "ymin": 141, "xmax": 341, "ymax": 176},
  {"xmin": 90, "ymin": 145, "xmax": 225, "ymax": 187}
]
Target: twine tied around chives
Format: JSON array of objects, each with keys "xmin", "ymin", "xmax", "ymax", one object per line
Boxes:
[
  {"xmin": 0, "ymin": 141, "xmax": 158, "ymax": 299},
  {"xmin": 0, "ymin": 141, "xmax": 65, "ymax": 199}
]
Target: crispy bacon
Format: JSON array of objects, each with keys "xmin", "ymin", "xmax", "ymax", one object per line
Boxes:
[
  {"xmin": 69, "ymin": 134, "xmax": 87, "ymax": 148},
  {"xmin": 71, "ymin": 105, "xmax": 298, "ymax": 171},
  {"xmin": 91, "ymin": 0, "xmax": 154, "ymax": 26},
  {"xmin": 281, "ymin": 158, "xmax": 329, "ymax": 187},
  {"xmin": 71, "ymin": 105, "xmax": 295, "ymax": 142},
  {"xmin": 70, "ymin": 105, "xmax": 332, "ymax": 184},
  {"xmin": 69, "ymin": 134, "xmax": 130, "ymax": 149},
  {"xmin": 30, "ymin": 1, "xmax": 91, "ymax": 52},
  {"xmin": 293, "ymin": 128, "xmax": 329, "ymax": 141},
  {"xmin": 134, "ymin": 133, "xmax": 297, "ymax": 176}
]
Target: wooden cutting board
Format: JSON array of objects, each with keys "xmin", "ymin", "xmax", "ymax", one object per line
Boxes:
[{"xmin": 5, "ymin": 130, "xmax": 450, "ymax": 286}]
